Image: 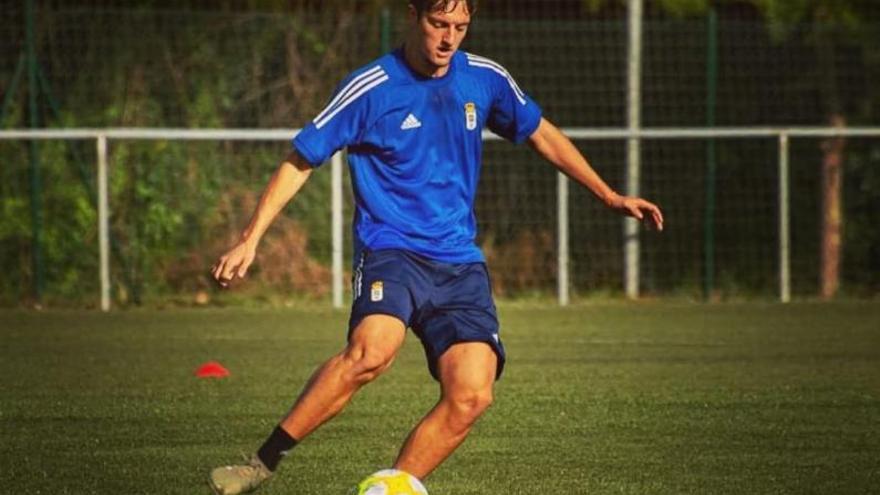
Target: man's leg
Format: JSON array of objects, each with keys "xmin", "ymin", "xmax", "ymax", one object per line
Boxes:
[
  {"xmin": 210, "ymin": 314, "xmax": 406, "ymax": 495},
  {"xmin": 279, "ymin": 314, "xmax": 407, "ymax": 439},
  {"xmin": 393, "ymin": 342, "xmax": 497, "ymax": 480}
]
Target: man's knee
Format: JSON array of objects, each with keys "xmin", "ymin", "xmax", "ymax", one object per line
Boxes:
[
  {"xmin": 341, "ymin": 344, "xmax": 396, "ymax": 384},
  {"xmin": 445, "ymin": 386, "xmax": 494, "ymax": 427},
  {"xmin": 340, "ymin": 315, "xmax": 406, "ymax": 385},
  {"xmin": 437, "ymin": 342, "xmax": 498, "ymax": 427}
]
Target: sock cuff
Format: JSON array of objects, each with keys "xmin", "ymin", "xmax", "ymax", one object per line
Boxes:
[{"xmin": 256, "ymin": 425, "xmax": 299, "ymax": 471}]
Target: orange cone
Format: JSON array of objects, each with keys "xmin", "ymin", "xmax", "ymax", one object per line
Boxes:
[{"xmin": 195, "ymin": 361, "xmax": 230, "ymax": 378}]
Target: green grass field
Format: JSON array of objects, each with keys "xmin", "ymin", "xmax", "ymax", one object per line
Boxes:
[{"xmin": 2, "ymin": 302, "xmax": 878, "ymax": 494}]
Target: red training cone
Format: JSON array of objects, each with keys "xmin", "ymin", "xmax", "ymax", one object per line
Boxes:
[{"xmin": 195, "ymin": 361, "xmax": 230, "ymax": 378}]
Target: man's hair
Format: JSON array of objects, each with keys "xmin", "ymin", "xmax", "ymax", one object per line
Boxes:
[{"xmin": 408, "ymin": 0, "xmax": 477, "ymax": 17}]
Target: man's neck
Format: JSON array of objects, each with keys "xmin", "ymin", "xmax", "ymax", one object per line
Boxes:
[{"xmin": 403, "ymin": 41, "xmax": 450, "ymax": 79}]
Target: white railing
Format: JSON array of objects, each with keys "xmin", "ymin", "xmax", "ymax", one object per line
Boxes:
[{"xmin": 2, "ymin": 126, "xmax": 879, "ymax": 311}]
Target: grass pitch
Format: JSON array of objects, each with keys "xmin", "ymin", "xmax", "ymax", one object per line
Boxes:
[{"xmin": 1, "ymin": 302, "xmax": 878, "ymax": 494}]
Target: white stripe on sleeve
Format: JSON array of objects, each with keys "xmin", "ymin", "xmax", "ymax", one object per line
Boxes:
[
  {"xmin": 314, "ymin": 74, "xmax": 389, "ymax": 129},
  {"xmin": 314, "ymin": 66, "xmax": 385, "ymax": 125},
  {"xmin": 466, "ymin": 54, "xmax": 527, "ymax": 105}
]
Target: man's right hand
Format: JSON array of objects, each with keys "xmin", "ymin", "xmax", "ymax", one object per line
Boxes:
[
  {"xmin": 209, "ymin": 151, "xmax": 313, "ymax": 289},
  {"xmin": 211, "ymin": 241, "xmax": 257, "ymax": 288}
]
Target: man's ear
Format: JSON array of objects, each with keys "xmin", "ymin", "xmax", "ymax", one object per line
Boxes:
[{"xmin": 407, "ymin": 5, "xmax": 418, "ymax": 24}]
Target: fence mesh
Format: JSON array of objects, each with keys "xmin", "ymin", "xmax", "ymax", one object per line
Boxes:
[{"xmin": 2, "ymin": 1, "xmax": 879, "ymax": 306}]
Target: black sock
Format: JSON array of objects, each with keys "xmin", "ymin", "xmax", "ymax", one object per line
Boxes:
[{"xmin": 256, "ymin": 425, "xmax": 299, "ymax": 472}]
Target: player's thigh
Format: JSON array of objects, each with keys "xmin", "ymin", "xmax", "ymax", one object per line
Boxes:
[
  {"xmin": 437, "ymin": 341, "xmax": 498, "ymax": 398},
  {"xmin": 347, "ymin": 313, "xmax": 407, "ymax": 365}
]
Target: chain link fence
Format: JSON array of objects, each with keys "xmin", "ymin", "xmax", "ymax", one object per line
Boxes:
[{"xmin": 2, "ymin": 1, "xmax": 879, "ymax": 306}]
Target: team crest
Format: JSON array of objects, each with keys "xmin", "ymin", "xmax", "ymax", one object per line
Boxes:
[
  {"xmin": 465, "ymin": 102, "xmax": 477, "ymax": 131},
  {"xmin": 370, "ymin": 281, "xmax": 384, "ymax": 302}
]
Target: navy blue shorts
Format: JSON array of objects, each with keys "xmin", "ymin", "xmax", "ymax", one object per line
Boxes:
[{"xmin": 348, "ymin": 249, "xmax": 505, "ymax": 381}]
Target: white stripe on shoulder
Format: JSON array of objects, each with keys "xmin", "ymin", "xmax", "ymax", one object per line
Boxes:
[
  {"xmin": 465, "ymin": 53, "xmax": 527, "ymax": 105},
  {"xmin": 314, "ymin": 74, "xmax": 389, "ymax": 130},
  {"xmin": 315, "ymin": 66, "xmax": 384, "ymax": 123},
  {"xmin": 314, "ymin": 73, "xmax": 389, "ymax": 130},
  {"xmin": 314, "ymin": 66, "xmax": 386, "ymax": 126},
  {"xmin": 467, "ymin": 53, "xmax": 526, "ymax": 104}
]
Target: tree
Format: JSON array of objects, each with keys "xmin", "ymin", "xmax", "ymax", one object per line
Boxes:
[{"xmin": 587, "ymin": 0, "xmax": 879, "ymax": 297}]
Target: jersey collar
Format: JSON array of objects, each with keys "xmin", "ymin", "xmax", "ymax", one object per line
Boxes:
[{"xmin": 392, "ymin": 47, "xmax": 459, "ymax": 87}]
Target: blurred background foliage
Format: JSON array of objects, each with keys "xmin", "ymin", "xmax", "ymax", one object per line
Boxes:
[{"xmin": 1, "ymin": 0, "xmax": 878, "ymax": 306}]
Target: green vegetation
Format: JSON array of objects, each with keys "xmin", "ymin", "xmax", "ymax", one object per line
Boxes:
[
  {"xmin": 2, "ymin": 3, "xmax": 879, "ymax": 305},
  {"xmin": 1, "ymin": 302, "xmax": 878, "ymax": 493}
]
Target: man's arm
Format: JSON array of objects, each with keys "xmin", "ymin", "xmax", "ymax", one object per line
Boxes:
[
  {"xmin": 527, "ymin": 117, "xmax": 664, "ymax": 230},
  {"xmin": 211, "ymin": 150, "xmax": 314, "ymax": 288}
]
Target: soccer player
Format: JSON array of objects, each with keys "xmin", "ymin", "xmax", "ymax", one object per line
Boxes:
[{"xmin": 208, "ymin": 0, "xmax": 664, "ymax": 493}]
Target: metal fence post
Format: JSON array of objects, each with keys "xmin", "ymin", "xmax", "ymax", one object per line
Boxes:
[
  {"xmin": 625, "ymin": 0, "xmax": 643, "ymax": 299},
  {"xmin": 703, "ymin": 8, "xmax": 719, "ymax": 301},
  {"xmin": 97, "ymin": 134, "xmax": 111, "ymax": 311},
  {"xmin": 380, "ymin": 7, "xmax": 391, "ymax": 54},
  {"xmin": 331, "ymin": 152, "xmax": 344, "ymax": 309},
  {"xmin": 26, "ymin": 0, "xmax": 45, "ymax": 303},
  {"xmin": 557, "ymin": 172, "xmax": 570, "ymax": 306},
  {"xmin": 778, "ymin": 133, "xmax": 791, "ymax": 303}
]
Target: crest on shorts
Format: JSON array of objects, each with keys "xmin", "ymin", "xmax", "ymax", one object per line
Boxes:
[
  {"xmin": 465, "ymin": 102, "xmax": 477, "ymax": 131},
  {"xmin": 370, "ymin": 281, "xmax": 384, "ymax": 302}
]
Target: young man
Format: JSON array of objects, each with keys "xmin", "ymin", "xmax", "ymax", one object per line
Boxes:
[{"xmin": 209, "ymin": 0, "xmax": 664, "ymax": 493}]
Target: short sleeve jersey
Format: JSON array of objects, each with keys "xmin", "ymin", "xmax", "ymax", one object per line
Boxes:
[{"xmin": 293, "ymin": 49, "xmax": 542, "ymax": 264}]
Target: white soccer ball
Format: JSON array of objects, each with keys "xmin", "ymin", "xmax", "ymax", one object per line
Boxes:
[{"xmin": 353, "ymin": 469, "xmax": 428, "ymax": 495}]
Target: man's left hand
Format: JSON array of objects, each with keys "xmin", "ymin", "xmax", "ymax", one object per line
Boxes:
[{"xmin": 610, "ymin": 195, "xmax": 664, "ymax": 231}]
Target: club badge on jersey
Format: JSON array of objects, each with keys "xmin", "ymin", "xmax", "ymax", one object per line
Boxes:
[
  {"xmin": 370, "ymin": 281, "xmax": 384, "ymax": 302},
  {"xmin": 465, "ymin": 102, "xmax": 477, "ymax": 131}
]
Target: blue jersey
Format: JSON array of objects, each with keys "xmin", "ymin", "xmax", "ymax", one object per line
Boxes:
[{"xmin": 293, "ymin": 48, "xmax": 542, "ymax": 264}]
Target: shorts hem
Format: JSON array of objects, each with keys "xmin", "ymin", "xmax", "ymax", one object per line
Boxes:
[
  {"xmin": 427, "ymin": 337, "xmax": 506, "ymax": 382},
  {"xmin": 347, "ymin": 310, "xmax": 410, "ymax": 340}
]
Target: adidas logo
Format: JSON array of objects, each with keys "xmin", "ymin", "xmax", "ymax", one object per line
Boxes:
[{"xmin": 400, "ymin": 113, "xmax": 422, "ymax": 130}]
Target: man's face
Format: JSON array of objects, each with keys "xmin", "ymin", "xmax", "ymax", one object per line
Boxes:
[{"xmin": 410, "ymin": 1, "xmax": 471, "ymax": 70}]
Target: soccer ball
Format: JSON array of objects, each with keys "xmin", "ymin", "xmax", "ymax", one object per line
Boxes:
[{"xmin": 353, "ymin": 469, "xmax": 428, "ymax": 495}]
